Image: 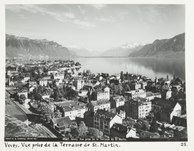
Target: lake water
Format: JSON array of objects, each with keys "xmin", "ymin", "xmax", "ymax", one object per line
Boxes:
[{"xmin": 74, "ymin": 57, "xmax": 185, "ymax": 81}]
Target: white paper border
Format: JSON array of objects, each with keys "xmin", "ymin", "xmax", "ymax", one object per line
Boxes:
[{"xmin": 1, "ymin": 0, "xmax": 193, "ymax": 151}]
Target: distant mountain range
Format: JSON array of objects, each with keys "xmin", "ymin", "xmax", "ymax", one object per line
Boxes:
[
  {"xmin": 129, "ymin": 33, "xmax": 185, "ymax": 58},
  {"xmin": 68, "ymin": 47, "xmax": 98, "ymax": 57},
  {"xmin": 6, "ymin": 34, "xmax": 75, "ymax": 59},
  {"xmin": 101, "ymin": 42, "xmax": 143, "ymax": 57},
  {"xmin": 6, "ymin": 33, "xmax": 185, "ymax": 59}
]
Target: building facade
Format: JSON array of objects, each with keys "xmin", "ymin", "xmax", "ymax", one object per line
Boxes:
[
  {"xmin": 93, "ymin": 109, "xmax": 122, "ymax": 136},
  {"xmin": 125, "ymin": 97, "xmax": 152, "ymax": 119}
]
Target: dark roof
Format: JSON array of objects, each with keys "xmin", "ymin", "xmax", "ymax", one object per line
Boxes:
[
  {"xmin": 84, "ymin": 111, "xmax": 94, "ymax": 117},
  {"xmin": 171, "ymin": 115, "xmax": 187, "ymax": 127},
  {"xmin": 55, "ymin": 100, "xmax": 86, "ymax": 111},
  {"xmin": 152, "ymin": 98, "xmax": 176, "ymax": 111},
  {"xmin": 136, "ymin": 119, "xmax": 150, "ymax": 127},
  {"xmin": 133, "ymin": 97, "xmax": 147, "ymax": 102},
  {"xmin": 123, "ymin": 117, "xmax": 136, "ymax": 127},
  {"xmin": 140, "ymin": 130, "xmax": 160, "ymax": 138},
  {"xmin": 111, "ymin": 123, "xmax": 127, "ymax": 133},
  {"xmin": 94, "ymin": 109, "xmax": 116, "ymax": 121}
]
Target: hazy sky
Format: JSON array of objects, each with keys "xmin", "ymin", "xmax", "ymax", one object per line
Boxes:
[{"xmin": 6, "ymin": 4, "xmax": 185, "ymax": 51}]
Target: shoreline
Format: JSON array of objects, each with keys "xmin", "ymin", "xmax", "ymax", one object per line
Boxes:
[{"xmin": 6, "ymin": 56, "xmax": 185, "ymax": 60}]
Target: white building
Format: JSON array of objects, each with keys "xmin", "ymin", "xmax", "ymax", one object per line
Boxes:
[
  {"xmin": 63, "ymin": 106, "xmax": 87, "ymax": 120},
  {"xmin": 75, "ymin": 79, "xmax": 85, "ymax": 91},
  {"xmin": 110, "ymin": 95, "xmax": 126, "ymax": 108},
  {"xmin": 55, "ymin": 101, "xmax": 87, "ymax": 120},
  {"xmin": 97, "ymin": 86, "xmax": 110, "ymax": 101},
  {"xmin": 138, "ymin": 99, "xmax": 152, "ymax": 118},
  {"xmin": 42, "ymin": 95, "xmax": 50, "ymax": 100},
  {"xmin": 115, "ymin": 96, "xmax": 125, "ymax": 108},
  {"xmin": 126, "ymin": 128, "xmax": 138, "ymax": 138},
  {"xmin": 126, "ymin": 89, "xmax": 146, "ymax": 99},
  {"xmin": 89, "ymin": 100, "xmax": 111, "ymax": 112},
  {"xmin": 166, "ymin": 90, "xmax": 172, "ymax": 99},
  {"xmin": 146, "ymin": 92, "xmax": 161, "ymax": 101},
  {"xmin": 118, "ymin": 110, "xmax": 126, "ymax": 120},
  {"xmin": 39, "ymin": 77, "xmax": 50, "ymax": 86},
  {"xmin": 170, "ymin": 102, "xmax": 182, "ymax": 122}
]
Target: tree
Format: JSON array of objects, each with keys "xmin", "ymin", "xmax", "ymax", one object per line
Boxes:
[
  {"xmin": 70, "ymin": 122, "xmax": 79, "ymax": 138},
  {"xmin": 120, "ymin": 71, "xmax": 124, "ymax": 81},
  {"xmin": 18, "ymin": 94, "xmax": 26, "ymax": 104},
  {"xmin": 75, "ymin": 62, "xmax": 81, "ymax": 66},
  {"xmin": 123, "ymin": 83, "xmax": 130, "ymax": 92},
  {"xmin": 52, "ymin": 88, "xmax": 60, "ymax": 101},
  {"xmin": 50, "ymin": 73, "xmax": 54, "ymax": 79},
  {"xmin": 30, "ymin": 67, "xmax": 43, "ymax": 80},
  {"xmin": 174, "ymin": 128, "xmax": 187, "ymax": 139},
  {"xmin": 71, "ymin": 128, "xmax": 79, "ymax": 138},
  {"xmin": 36, "ymin": 102, "xmax": 53, "ymax": 123},
  {"xmin": 126, "ymin": 72, "xmax": 130, "ymax": 80},
  {"xmin": 32, "ymin": 87, "xmax": 42, "ymax": 101},
  {"xmin": 150, "ymin": 118, "xmax": 158, "ymax": 132},
  {"xmin": 78, "ymin": 121, "xmax": 88, "ymax": 138},
  {"xmin": 54, "ymin": 109, "xmax": 62, "ymax": 118},
  {"xmin": 70, "ymin": 121, "xmax": 78, "ymax": 129},
  {"xmin": 85, "ymin": 70, "xmax": 91, "ymax": 76},
  {"xmin": 135, "ymin": 119, "xmax": 150, "ymax": 132},
  {"xmin": 66, "ymin": 88, "xmax": 78, "ymax": 99},
  {"xmin": 58, "ymin": 87, "xmax": 65, "ymax": 98},
  {"xmin": 18, "ymin": 66, "xmax": 23, "ymax": 73},
  {"xmin": 110, "ymin": 83, "xmax": 123, "ymax": 95},
  {"xmin": 88, "ymin": 127, "xmax": 103, "ymax": 139},
  {"xmin": 146, "ymin": 112, "xmax": 155, "ymax": 122},
  {"xmin": 89, "ymin": 91, "xmax": 97, "ymax": 101},
  {"xmin": 155, "ymin": 110, "xmax": 161, "ymax": 122}
]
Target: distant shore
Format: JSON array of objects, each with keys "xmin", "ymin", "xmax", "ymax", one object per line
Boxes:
[
  {"xmin": 74, "ymin": 56, "xmax": 185, "ymax": 60},
  {"xmin": 6, "ymin": 55, "xmax": 185, "ymax": 61}
]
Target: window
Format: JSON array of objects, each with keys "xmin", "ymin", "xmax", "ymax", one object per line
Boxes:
[
  {"xmin": 104, "ymin": 125, "xmax": 109, "ymax": 129},
  {"xmin": 104, "ymin": 121, "xmax": 109, "ymax": 125},
  {"xmin": 95, "ymin": 121, "xmax": 99, "ymax": 126}
]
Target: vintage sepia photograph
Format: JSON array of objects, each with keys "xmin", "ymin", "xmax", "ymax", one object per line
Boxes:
[{"xmin": 5, "ymin": 3, "xmax": 187, "ymax": 142}]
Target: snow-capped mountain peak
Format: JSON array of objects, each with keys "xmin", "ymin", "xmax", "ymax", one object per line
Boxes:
[{"xmin": 120, "ymin": 42, "xmax": 143, "ymax": 49}]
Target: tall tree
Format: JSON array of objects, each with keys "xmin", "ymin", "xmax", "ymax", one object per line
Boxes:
[
  {"xmin": 88, "ymin": 127, "xmax": 103, "ymax": 139},
  {"xmin": 150, "ymin": 118, "xmax": 158, "ymax": 132},
  {"xmin": 36, "ymin": 102, "xmax": 53, "ymax": 123},
  {"xmin": 18, "ymin": 94, "xmax": 26, "ymax": 104},
  {"xmin": 54, "ymin": 109, "xmax": 62, "ymax": 118},
  {"xmin": 78, "ymin": 121, "xmax": 88, "ymax": 138},
  {"xmin": 120, "ymin": 71, "xmax": 124, "ymax": 81}
]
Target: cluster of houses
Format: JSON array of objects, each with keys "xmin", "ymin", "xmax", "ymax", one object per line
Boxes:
[{"xmin": 6, "ymin": 59, "xmax": 187, "ymax": 140}]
